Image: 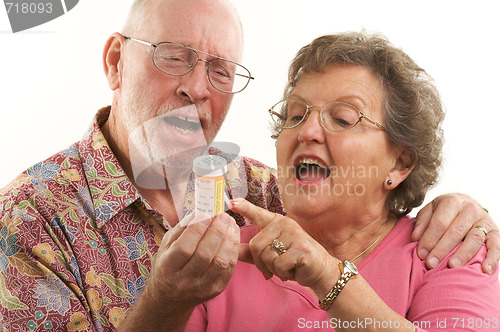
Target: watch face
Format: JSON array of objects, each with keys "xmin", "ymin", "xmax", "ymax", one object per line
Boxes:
[{"xmin": 344, "ymin": 261, "xmax": 359, "ymax": 275}]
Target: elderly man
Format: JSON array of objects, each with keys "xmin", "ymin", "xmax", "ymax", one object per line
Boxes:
[{"xmin": 0, "ymin": 0, "xmax": 497, "ymax": 330}]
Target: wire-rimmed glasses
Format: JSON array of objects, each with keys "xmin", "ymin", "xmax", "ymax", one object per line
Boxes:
[
  {"xmin": 124, "ymin": 36, "xmax": 254, "ymax": 94},
  {"xmin": 269, "ymin": 99, "xmax": 386, "ymax": 132}
]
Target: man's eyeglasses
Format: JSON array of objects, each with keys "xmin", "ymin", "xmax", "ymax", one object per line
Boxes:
[
  {"xmin": 124, "ymin": 36, "xmax": 254, "ymax": 94},
  {"xmin": 269, "ymin": 99, "xmax": 386, "ymax": 132}
]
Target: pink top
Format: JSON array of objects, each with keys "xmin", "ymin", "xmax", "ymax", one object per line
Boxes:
[{"xmin": 186, "ymin": 217, "xmax": 500, "ymax": 331}]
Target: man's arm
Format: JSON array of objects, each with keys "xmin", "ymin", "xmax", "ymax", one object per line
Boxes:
[
  {"xmin": 413, "ymin": 193, "xmax": 499, "ymax": 273},
  {"xmin": 0, "ymin": 190, "xmax": 96, "ymax": 330}
]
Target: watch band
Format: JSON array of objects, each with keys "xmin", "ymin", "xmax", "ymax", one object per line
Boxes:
[{"xmin": 318, "ymin": 260, "xmax": 358, "ymax": 310}]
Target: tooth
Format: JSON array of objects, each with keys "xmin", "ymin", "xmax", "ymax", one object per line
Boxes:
[
  {"xmin": 298, "ymin": 157, "xmax": 326, "ymax": 168},
  {"xmin": 173, "ymin": 116, "xmax": 199, "ymax": 124},
  {"xmin": 176, "ymin": 127, "xmax": 192, "ymax": 134}
]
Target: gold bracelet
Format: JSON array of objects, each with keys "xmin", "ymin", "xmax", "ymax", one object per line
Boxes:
[{"xmin": 318, "ymin": 261, "xmax": 359, "ymax": 310}]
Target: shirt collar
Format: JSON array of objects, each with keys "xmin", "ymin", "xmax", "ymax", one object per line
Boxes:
[{"xmin": 78, "ymin": 106, "xmax": 160, "ymax": 229}]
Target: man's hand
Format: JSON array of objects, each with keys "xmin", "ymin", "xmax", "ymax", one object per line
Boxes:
[
  {"xmin": 120, "ymin": 212, "xmax": 240, "ymax": 331},
  {"xmin": 155, "ymin": 212, "xmax": 240, "ymax": 304},
  {"xmin": 412, "ymin": 193, "xmax": 499, "ymax": 274}
]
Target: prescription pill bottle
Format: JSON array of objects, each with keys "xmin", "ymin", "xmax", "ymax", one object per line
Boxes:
[{"xmin": 193, "ymin": 155, "xmax": 228, "ymax": 217}]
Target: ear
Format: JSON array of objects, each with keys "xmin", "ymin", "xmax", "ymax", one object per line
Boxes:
[
  {"xmin": 103, "ymin": 32, "xmax": 125, "ymax": 91},
  {"xmin": 385, "ymin": 147, "xmax": 416, "ymax": 190}
]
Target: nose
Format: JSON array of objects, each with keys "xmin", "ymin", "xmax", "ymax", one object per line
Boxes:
[
  {"xmin": 297, "ymin": 109, "xmax": 326, "ymax": 144},
  {"xmin": 176, "ymin": 60, "xmax": 211, "ymax": 103}
]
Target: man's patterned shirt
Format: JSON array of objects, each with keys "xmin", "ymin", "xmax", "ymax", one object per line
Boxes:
[{"xmin": 0, "ymin": 107, "xmax": 283, "ymax": 331}]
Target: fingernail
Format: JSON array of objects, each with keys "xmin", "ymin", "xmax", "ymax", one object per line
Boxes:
[
  {"xmin": 201, "ymin": 217, "xmax": 214, "ymax": 226},
  {"xmin": 217, "ymin": 213, "xmax": 234, "ymax": 227},
  {"xmin": 191, "ymin": 212, "xmax": 212, "ymax": 226},
  {"xmin": 233, "ymin": 223, "xmax": 240, "ymax": 239},
  {"xmin": 181, "ymin": 212, "xmax": 210, "ymax": 226},
  {"xmin": 419, "ymin": 248, "xmax": 429, "ymax": 259},
  {"xmin": 229, "ymin": 199, "xmax": 241, "ymax": 208},
  {"xmin": 486, "ymin": 264, "xmax": 493, "ymax": 275},
  {"xmin": 179, "ymin": 212, "xmax": 198, "ymax": 227},
  {"xmin": 428, "ymin": 257, "xmax": 439, "ymax": 268},
  {"xmin": 449, "ymin": 257, "xmax": 461, "ymax": 268}
]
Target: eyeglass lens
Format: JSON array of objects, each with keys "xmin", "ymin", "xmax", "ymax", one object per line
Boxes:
[
  {"xmin": 271, "ymin": 100, "xmax": 361, "ymax": 131},
  {"xmin": 153, "ymin": 42, "xmax": 251, "ymax": 93}
]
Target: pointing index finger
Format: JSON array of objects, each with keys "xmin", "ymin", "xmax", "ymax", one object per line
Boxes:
[{"xmin": 230, "ymin": 198, "xmax": 278, "ymax": 230}]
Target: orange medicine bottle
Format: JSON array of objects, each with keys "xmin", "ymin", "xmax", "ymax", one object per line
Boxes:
[{"xmin": 193, "ymin": 155, "xmax": 228, "ymax": 217}]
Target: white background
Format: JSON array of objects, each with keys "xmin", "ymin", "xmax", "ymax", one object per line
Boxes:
[{"xmin": 1, "ymin": 0, "xmax": 499, "ymax": 224}]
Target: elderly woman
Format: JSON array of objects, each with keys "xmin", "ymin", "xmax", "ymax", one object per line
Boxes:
[{"xmin": 185, "ymin": 32, "xmax": 500, "ymax": 331}]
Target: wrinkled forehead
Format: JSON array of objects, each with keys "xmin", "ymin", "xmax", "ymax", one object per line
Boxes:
[{"xmin": 143, "ymin": 0, "xmax": 243, "ymax": 61}]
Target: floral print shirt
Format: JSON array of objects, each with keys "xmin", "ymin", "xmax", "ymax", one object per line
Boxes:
[{"xmin": 0, "ymin": 107, "xmax": 283, "ymax": 331}]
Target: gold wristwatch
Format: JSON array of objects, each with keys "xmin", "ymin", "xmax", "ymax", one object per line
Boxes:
[{"xmin": 318, "ymin": 260, "xmax": 358, "ymax": 310}]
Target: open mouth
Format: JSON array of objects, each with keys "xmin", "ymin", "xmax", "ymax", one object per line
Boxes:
[
  {"xmin": 295, "ymin": 157, "xmax": 331, "ymax": 183},
  {"xmin": 164, "ymin": 115, "xmax": 202, "ymax": 134}
]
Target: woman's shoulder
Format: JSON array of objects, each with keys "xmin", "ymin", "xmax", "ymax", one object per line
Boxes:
[{"xmin": 361, "ymin": 216, "xmax": 496, "ymax": 317}]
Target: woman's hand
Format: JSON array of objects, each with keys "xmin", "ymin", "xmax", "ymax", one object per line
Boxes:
[{"xmin": 231, "ymin": 198, "xmax": 337, "ymax": 295}]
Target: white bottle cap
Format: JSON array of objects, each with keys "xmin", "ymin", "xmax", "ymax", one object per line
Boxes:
[{"xmin": 192, "ymin": 155, "xmax": 227, "ymax": 177}]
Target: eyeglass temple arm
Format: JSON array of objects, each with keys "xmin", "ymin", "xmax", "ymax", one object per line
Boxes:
[
  {"xmin": 123, "ymin": 36, "xmax": 156, "ymax": 48},
  {"xmin": 236, "ymin": 73, "xmax": 255, "ymax": 80},
  {"xmin": 269, "ymin": 109, "xmax": 286, "ymax": 121},
  {"xmin": 360, "ymin": 113, "xmax": 385, "ymax": 130}
]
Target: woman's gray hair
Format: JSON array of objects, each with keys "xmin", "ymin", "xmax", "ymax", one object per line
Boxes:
[{"xmin": 272, "ymin": 32, "xmax": 445, "ymax": 217}]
